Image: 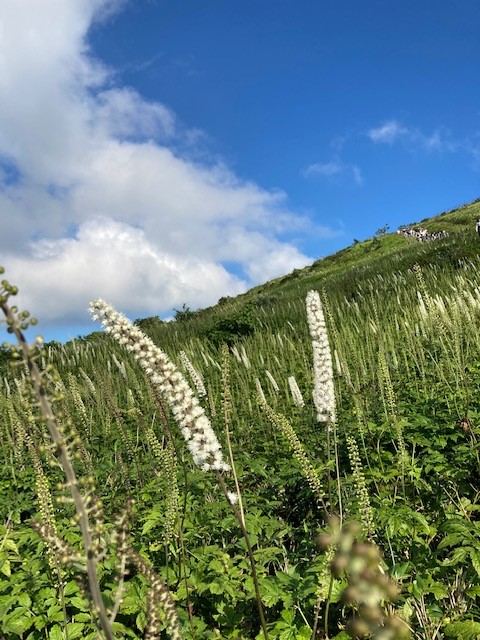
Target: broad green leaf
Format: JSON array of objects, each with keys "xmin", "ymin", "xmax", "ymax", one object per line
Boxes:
[
  {"xmin": 49, "ymin": 625, "xmax": 64, "ymax": 640},
  {"xmin": 280, "ymin": 609, "xmax": 295, "ymax": 624},
  {"xmin": 65, "ymin": 622, "xmax": 86, "ymax": 639},
  {"xmin": 428, "ymin": 583, "xmax": 449, "ymax": 600},
  {"xmin": 208, "ymin": 581, "xmax": 224, "ymax": 595},
  {"xmin": 3, "ymin": 607, "xmax": 34, "ymax": 635},
  {"xmin": 443, "ymin": 547, "xmax": 468, "ymax": 566},
  {"xmin": 17, "ymin": 592, "xmax": 31, "ymax": 608},
  {"xmin": 72, "ymin": 613, "xmax": 91, "ymax": 623},
  {"xmin": 63, "ymin": 581, "xmax": 78, "ymax": 596},
  {"xmin": 136, "ymin": 610, "xmax": 147, "ymax": 631},
  {"xmin": 69, "ymin": 596, "xmax": 89, "ymax": 611}
]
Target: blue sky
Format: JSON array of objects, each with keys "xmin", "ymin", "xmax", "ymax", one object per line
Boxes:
[{"xmin": 1, "ymin": 0, "xmax": 479, "ymax": 344}]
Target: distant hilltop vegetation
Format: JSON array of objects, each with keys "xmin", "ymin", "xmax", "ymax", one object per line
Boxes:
[{"xmin": 111, "ymin": 196, "xmax": 480, "ymax": 352}]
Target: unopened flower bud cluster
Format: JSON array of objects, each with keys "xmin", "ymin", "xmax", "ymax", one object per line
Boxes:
[
  {"xmin": 90, "ymin": 300, "xmax": 229, "ymax": 472},
  {"xmin": 318, "ymin": 521, "xmax": 409, "ymax": 640},
  {"xmin": 306, "ymin": 290, "xmax": 336, "ymax": 423},
  {"xmin": 180, "ymin": 350, "xmax": 206, "ymax": 397},
  {"xmin": 288, "ymin": 375, "xmax": 305, "ymax": 408}
]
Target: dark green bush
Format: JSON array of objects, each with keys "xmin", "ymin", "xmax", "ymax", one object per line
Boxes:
[
  {"xmin": 206, "ymin": 304, "xmax": 256, "ymax": 345},
  {"xmin": 173, "ymin": 303, "xmax": 194, "ymax": 322}
]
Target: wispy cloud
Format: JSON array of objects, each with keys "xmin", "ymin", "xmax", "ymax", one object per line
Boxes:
[
  {"xmin": 303, "ymin": 160, "xmax": 343, "ymax": 178},
  {"xmin": 303, "ymin": 158, "xmax": 363, "ymax": 185},
  {"xmin": 367, "ymin": 119, "xmax": 480, "ymax": 170},
  {"xmin": 368, "ymin": 120, "xmax": 410, "ymax": 144},
  {"xmin": 352, "ymin": 165, "xmax": 363, "ymax": 186},
  {"xmin": 368, "ymin": 119, "xmax": 451, "ymax": 151}
]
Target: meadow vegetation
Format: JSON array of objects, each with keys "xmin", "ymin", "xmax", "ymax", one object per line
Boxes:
[{"xmin": 1, "ymin": 199, "xmax": 480, "ymax": 639}]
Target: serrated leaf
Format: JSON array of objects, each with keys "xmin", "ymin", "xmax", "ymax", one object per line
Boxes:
[
  {"xmin": 2, "ymin": 539, "xmax": 19, "ymax": 555},
  {"xmin": 470, "ymin": 548, "xmax": 480, "ymax": 578},
  {"xmin": 208, "ymin": 558, "xmax": 225, "ymax": 574},
  {"xmin": 136, "ymin": 610, "xmax": 147, "ymax": 631},
  {"xmin": 444, "ymin": 620, "xmax": 480, "ymax": 639},
  {"xmin": 438, "ymin": 533, "xmax": 467, "ymax": 550},
  {"xmin": 391, "ymin": 562, "xmax": 411, "ymax": 579},
  {"xmin": 280, "ymin": 609, "xmax": 295, "ymax": 624},
  {"xmin": 0, "ymin": 559, "xmax": 11, "ymax": 577},
  {"xmin": 427, "ymin": 583, "xmax": 449, "ymax": 600},
  {"xmin": 208, "ymin": 581, "xmax": 224, "ymax": 595},
  {"xmin": 141, "ymin": 518, "xmax": 160, "ymax": 535},
  {"xmin": 3, "ymin": 607, "xmax": 34, "ymax": 635},
  {"xmin": 69, "ymin": 596, "xmax": 88, "ymax": 611},
  {"xmin": 17, "ymin": 592, "xmax": 31, "ymax": 608},
  {"xmin": 65, "ymin": 622, "xmax": 85, "ymax": 639},
  {"xmin": 443, "ymin": 547, "xmax": 468, "ymax": 566},
  {"xmin": 72, "ymin": 613, "xmax": 91, "ymax": 622},
  {"xmin": 63, "ymin": 581, "xmax": 78, "ymax": 596},
  {"xmin": 49, "ymin": 625, "xmax": 64, "ymax": 640}
]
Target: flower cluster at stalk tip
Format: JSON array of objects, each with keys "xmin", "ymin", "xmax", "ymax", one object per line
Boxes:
[
  {"xmin": 89, "ymin": 299, "xmax": 230, "ymax": 472},
  {"xmin": 306, "ymin": 290, "xmax": 336, "ymax": 424}
]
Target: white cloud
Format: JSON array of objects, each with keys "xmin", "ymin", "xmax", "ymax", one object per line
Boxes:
[
  {"xmin": 303, "ymin": 160, "xmax": 343, "ymax": 178},
  {"xmin": 94, "ymin": 88, "xmax": 176, "ymax": 140},
  {"xmin": 6, "ymin": 218, "xmax": 247, "ymax": 324},
  {"xmin": 352, "ymin": 165, "xmax": 363, "ymax": 186},
  {"xmin": 368, "ymin": 119, "xmax": 454, "ymax": 152},
  {"xmin": 303, "ymin": 158, "xmax": 363, "ymax": 186},
  {"xmin": 0, "ymin": 0, "xmax": 320, "ymax": 331},
  {"xmin": 368, "ymin": 120, "xmax": 410, "ymax": 144}
]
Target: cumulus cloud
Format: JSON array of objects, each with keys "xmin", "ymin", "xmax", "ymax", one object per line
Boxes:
[
  {"xmin": 6, "ymin": 218, "xmax": 247, "ymax": 324},
  {"xmin": 0, "ymin": 0, "xmax": 321, "ymax": 332}
]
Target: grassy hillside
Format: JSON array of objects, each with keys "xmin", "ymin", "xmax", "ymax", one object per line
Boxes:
[
  {"xmin": 1, "ymin": 197, "xmax": 480, "ymax": 640},
  {"xmin": 120, "ymin": 197, "xmax": 480, "ymax": 353}
]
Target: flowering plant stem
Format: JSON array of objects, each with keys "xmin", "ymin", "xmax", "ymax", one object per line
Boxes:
[
  {"xmin": 0, "ymin": 300, "xmax": 115, "ymax": 640},
  {"xmin": 214, "ymin": 470, "xmax": 270, "ymax": 640},
  {"xmin": 219, "ymin": 343, "xmax": 269, "ymax": 639}
]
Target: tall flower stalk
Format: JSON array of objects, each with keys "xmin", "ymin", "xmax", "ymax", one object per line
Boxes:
[
  {"xmin": 306, "ymin": 290, "xmax": 336, "ymax": 424},
  {"xmin": 306, "ymin": 290, "xmax": 342, "ymax": 520},
  {"xmin": 90, "ymin": 299, "xmax": 229, "ymax": 472}
]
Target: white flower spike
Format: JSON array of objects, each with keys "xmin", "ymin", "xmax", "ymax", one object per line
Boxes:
[{"xmin": 89, "ymin": 299, "xmax": 229, "ymax": 472}]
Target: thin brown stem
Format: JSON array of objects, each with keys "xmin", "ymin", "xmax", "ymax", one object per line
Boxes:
[{"xmin": 215, "ymin": 470, "xmax": 269, "ymax": 640}]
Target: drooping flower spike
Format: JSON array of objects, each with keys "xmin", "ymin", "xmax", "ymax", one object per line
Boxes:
[{"xmin": 90, "ymin": 299, "xmax": 229, "ymax": 472}]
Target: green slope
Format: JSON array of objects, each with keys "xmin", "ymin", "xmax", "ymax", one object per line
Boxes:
[{"xmin": 112, "ymin": 197, "xmax": 480, "ymax": 351}]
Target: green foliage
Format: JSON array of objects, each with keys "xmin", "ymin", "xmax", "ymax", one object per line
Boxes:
[
  {"xmin": 375, "ymin": 224, "xmax": 390, "ymax": 237},
  {"xmin": 174, "ymin": 303, "xmax": 194, "ymax": 322},
  {"xmin": 206, "ymin": 304, "xmax": 256, "ymax": 345},
  {"xmin": 444, "ymin": 620, "xmax": 480, "ymax": 639},
  {"xmin": 4, "ymin": 198, "xmax": 480, "ymax": 637},
  {"xmin": 133, "ymin": 316, "xmax": 164, "ymax": 333}
]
